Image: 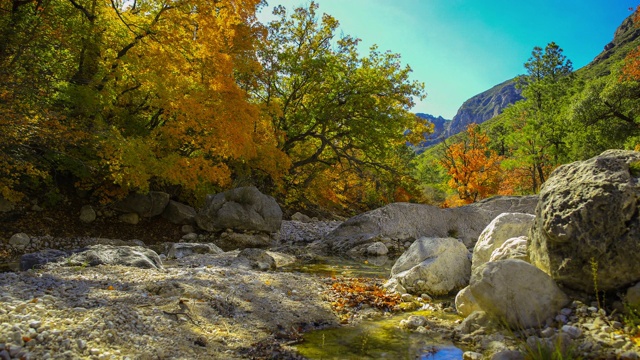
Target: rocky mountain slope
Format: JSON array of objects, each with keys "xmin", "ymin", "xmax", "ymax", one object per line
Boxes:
[
  {"xmin": 445, "ymin": 79, "xmax": 522, "ymax": 138},
  {"xmin": 417, "ymin": 79, "xmax": 522, "ymax": 148},
  {"xmin": 418, "ymin": 11, "xmax": 640, "ymax": 148},
  {"xmin": 416, "ymin": 113, "xmax": 451, "ymax": 148}
]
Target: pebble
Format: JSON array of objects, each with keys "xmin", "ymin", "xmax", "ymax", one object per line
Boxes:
[
  {"xmin": 463, "ymin": 351, "xmax": 483, "ymax": 360},
  {"xmin": 561, "ymin": 325, "xmax": 582, "ymax": 339}
]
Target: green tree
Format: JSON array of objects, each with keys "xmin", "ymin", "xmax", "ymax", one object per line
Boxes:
[
  {"xmin": 253, "ymin": 2, "xmax": 429, "ymax": 210},
  {"xmin": 569, "ymin": 65, "xmax": 640, "ymax": 158},
  {"xmin": 503, "ymin": 42, "xmax": 573, "ymax": 192}
]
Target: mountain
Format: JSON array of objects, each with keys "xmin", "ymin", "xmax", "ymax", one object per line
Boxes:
[
  {"xmin": 416, "ymin": 113, "xmax": 451, "ymax": 147},
  {"xmin": 445, "ymin": 79, "xmax": 523, "ymax": 138}
]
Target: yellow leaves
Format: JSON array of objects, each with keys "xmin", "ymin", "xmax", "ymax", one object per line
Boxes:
[{"xmin": 441, "ymin": 124, "xmax": 504, "ymax": 205}]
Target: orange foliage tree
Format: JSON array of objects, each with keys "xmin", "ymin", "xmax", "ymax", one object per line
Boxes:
[
  {"xmin": 440, "ymin": 124, "xmax": 504, "ymax": 206},
  {"xmin": 0, "ymin": 0, "xmax": 289, "ymax": 204},
  {"xmin": 623, "ymin": 6, "xmax": 640, "ymax": 80}
]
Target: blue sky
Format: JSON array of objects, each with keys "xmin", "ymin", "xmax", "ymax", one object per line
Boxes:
[{"xmin": 257, "ymin": 1, "xmax": 637, "ymax": 119}]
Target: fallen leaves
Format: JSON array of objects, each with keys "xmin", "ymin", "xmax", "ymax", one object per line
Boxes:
[{"xmin": 324, "ymin": 277, "xmax": 401, "ymax": 323}]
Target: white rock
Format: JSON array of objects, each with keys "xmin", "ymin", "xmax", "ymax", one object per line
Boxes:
[
  {"xmin": 366, "ymin": 242, "xmax": 388, "ymax": 256},
  {"xmin": 455, "ymin": 286, "xmax": 481, "ymax": 317},
  {"xmin": 488, "ymin": 236, "xmax": 529, "ymax": 263},
  {"xmin": 386, "ymin": 237, "xmax": 471, "ymax": 296},
  {"xmin": 463, "ymin": 351, "xmax": 483, "ymax": 360},
  {"xmin": 472, "ymin": 213, "xmax": 534, "ymax": 271},
  {"xmin": 469, "ymin": 259, "xmax": 569, "ymax": 329}
]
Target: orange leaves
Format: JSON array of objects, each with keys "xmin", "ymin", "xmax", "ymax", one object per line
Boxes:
[
  {"xmin": 326, "ymin": 277, "xmax": 401, "ymax": 323},
  {"xmin": 440, "ymin": 124, "xmax": 504, "ymax": 205},
  {"xmin": 623, "ymin": 6, "xmax": 640, "ymax": 81}
]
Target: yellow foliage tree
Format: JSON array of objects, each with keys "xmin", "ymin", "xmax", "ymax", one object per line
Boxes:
[{"xmin": 440, "ymin": 124, "xmax": 503, "ymax": 206}]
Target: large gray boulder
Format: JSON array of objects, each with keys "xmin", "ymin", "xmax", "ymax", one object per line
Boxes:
[
  {"xmin": 385, "ymin": 237, "xmax": 471, "ymax": 296},
  {"xmin": 529, "ymin": 150, "xmax": 640, "ymax": 292},
  {"xmin": 57, "ymin": 245, "xmax": 163, "ymax": 269},
  {"xmin": 162, "ymin": 200, "xmax": 197, "ymax": 225},
  {"xmin": 167, "ymin": 243, "xmax": 224, "ymax": 259},
  {"xmin": 468, "ymin": 259, "xmax": 569, "ymax": 329},
  {"xmin": 196, "ymin": 186, "xmax": 282, "ymax": 233},
  {"xmin": 321, "ymin": 196, "xmax": 537, "ymax": 253},
  {"xmin": 111, "ymin": 191, "xmax": 170, "ymax": 217},
  {"xmin": 472, "ymin": 213, "xmax": 534, "ymax": 271}
]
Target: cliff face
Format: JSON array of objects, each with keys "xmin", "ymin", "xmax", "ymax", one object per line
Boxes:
[
  {"xmin": 416, "ymin": 113, "xmax": 451, "ymax": 147},
  {"xmin": 592, "ymin": 13, "xmax": 640, "ymax": 65},
  {"xmin": 445, "ymin": 79, "xmax": 522, "ymax": 138}
]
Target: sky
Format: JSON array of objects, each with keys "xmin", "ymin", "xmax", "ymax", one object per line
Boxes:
[{"xmin": 257, "ymin": 1, "xmax": 638, "ymax": 119}]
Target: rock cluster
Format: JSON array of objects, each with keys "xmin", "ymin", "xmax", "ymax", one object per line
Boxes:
[{"xmin": 320, "ymin": 195, "xmax": 537, "ymax": 255}]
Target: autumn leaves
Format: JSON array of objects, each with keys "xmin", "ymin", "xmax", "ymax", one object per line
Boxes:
[{"xmin": 0, "ymin": 0, "xmax": 430, "ymax": 210}]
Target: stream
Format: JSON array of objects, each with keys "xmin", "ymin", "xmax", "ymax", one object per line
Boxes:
[{"xmin": 281, "ymin": 257, "xmax": 465, "ymax": 360}]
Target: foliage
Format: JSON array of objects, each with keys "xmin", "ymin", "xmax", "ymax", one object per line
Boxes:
[
  {"xmin": 0, "ymin": 0, "xmax": 289, "ymax": 205},
  {"xmin": 253, "ymin": 2, "xmax": 430, "ymax": 212},
  {"xmin": 440, "ymin": 124, "xmax": 504, "ymax": 206},
  {"xmin": 501, "ymin": 42, "xmax": 574, "ymax": 193},
  {"xmin": 623, "ymin": 6, "xmax": 640, "ymax": 81},
  {"xmin": 326, "ymin": 277, "xmax": 401, "ymax": 324}
]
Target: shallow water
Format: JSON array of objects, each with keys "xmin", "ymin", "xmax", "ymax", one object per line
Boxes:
[
  {"xmin": 282, "ymin": 257, "xmax": 464, "ymax": 360},
  {"xmin": 280, "ymin": 256, "xmax": 394, "ymax": 279},
  {"xmin": 295, "ymin": 310, "xmax": 463, "ymax": 360}
]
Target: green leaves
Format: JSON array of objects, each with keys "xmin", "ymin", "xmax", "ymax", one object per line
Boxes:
[{"xmin": 255, "ymin": 2, "xmax": 427, "ymax": 210}]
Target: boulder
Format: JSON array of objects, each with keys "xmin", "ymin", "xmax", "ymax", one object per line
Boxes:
[
  {"xmin": 196, "ymin": 186, "xmax": 282, "ymax": 233},
  {"xmin": 455, "ymin": 286, "xmax": 481, "ymax": 317},
  {"xmin": 9, "ymin": 233, "xmax": 30, "ymax": 249},
  {"xmin": 119, "ymin": 212, "xmax": 139, "ymax": 225},
  {"xmin": 321, "ymin": 196, "xmax": 537, "ymax": 253},
  {"xmin": 365, "ymin": 242, "xmax": 389, "ymax": 256},
  {"xmin": 111, "ymin": 191, "xmax": 170, "ymax": 217},
  {"xmin": 468, "ymin": 259, "xmax": 569, "ymax": 329},
  {"xmin": 162, "ymin": 200, "xmax": 197, "ymax": 225},
  {"xmin": 79, "ymin": 205, "xmax": 96, "ymax": 223},
  {"xmin": 489, "ymin": 236, "xmax": 529, "ymax": 263},
  {"xmin": 385, "ymin": 237, "xmax": 471, "ymax": 296},
  {"xmin": 626, "ymin": 282, "xmax": 640, "ymax": 309},
  {"xmin": 529, "ymin": 150, "xmax": 640, "ymax": 292},
  {"xmin": 291, "ymin": 212, "xmax": 312, "ymax": 222},
  {"xmin": 20, "ymin": 249, "xmax": 70, "ymax": 270},
  {"xmin": 59, "ymin": 245, "xmax": 163, "ymax": 269},
  {"xmin": 167, "ymin": 243, "xmax": 224, "ymax": 259},
  {"xmin": 216, "ymin": 232, "xmax": 272, "ymax": 250},
  {"xmin": 472, "ymin": 213, "xmax": 534, "ymax": 271},
  {"xmin": 235, "ymin": 248, "xmax": 276, "ymax": 271}
]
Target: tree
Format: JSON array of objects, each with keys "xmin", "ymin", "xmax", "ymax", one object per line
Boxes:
[
  {"xmin": 0, "ymin": 0, "xmax": 289, "ymax": 204},
  {"xmin": 440, "ymin": 124, "xmax": 503, "ymax": 206},
  {"xmin": 503, "ymin": 42, "xmax": 573, "ymax": 193},
  {"xmin": 253, "ymin": 2, "xmax": 430, "ymax": 211},
  {"xmin": 569, "ymin": 70, "xmax": 640, "ymax": 158}
]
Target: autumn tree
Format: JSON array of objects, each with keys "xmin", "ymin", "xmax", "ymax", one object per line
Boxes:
[
  {"xmin": 0, "ymin": 0, "xmax": 289, "ymax": 205},
  {"xmin": 252, "ymin": 2, "xmax": 430, "ymax": 211},
  {"xmin": 440, "ymin": 124, "xmax": 503, "ymax": 206}
]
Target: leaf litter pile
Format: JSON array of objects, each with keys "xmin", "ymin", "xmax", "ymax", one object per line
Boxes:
[{"xmin": 324, "ymin": 277, "xmax": 402, "ymax": 324}]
